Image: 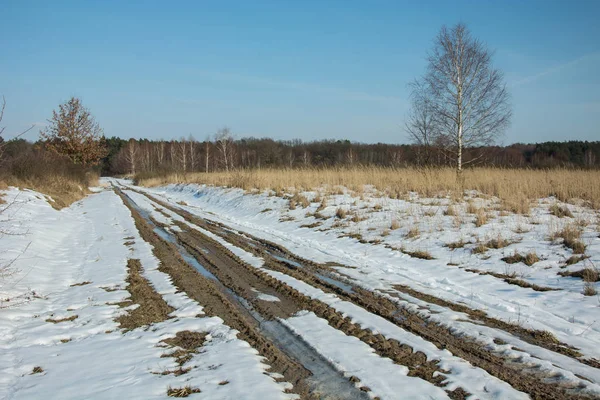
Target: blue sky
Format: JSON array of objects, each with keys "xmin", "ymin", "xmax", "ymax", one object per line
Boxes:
[{"xmin": 1, "ymin": 0, "xmax": 599, "ymax": 144}]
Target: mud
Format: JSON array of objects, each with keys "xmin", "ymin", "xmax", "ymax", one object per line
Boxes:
[{"xmin": 116, "ymin": 259, "xmax": 175, "ymax": 331}]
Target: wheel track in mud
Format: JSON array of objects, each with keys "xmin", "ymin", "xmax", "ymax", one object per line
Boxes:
[{"xmin": 129, "ymin": 187, "xmax": 600, "ymax": 399}]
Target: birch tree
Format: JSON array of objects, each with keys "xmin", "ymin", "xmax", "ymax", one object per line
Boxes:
[
  {"xmin": 410, "ymin": 23, "xmax": 511, "ymax": 174},
  {"xmin": 215, "ymin": 127, "xmax": 234, "ymax": 172},
  {"xmin": 124, "ymin": 139, "xmax": 138, "ymax": 175}
]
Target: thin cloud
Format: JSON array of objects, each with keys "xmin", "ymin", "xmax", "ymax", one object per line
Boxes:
[{"xmin": 511, "ymin": 51, "xmax": 600, "ymax": 87}]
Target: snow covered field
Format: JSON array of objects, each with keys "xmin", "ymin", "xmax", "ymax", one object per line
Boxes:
[{"xmin": 1, "ymin": 179, "xmax": 599, "ymax": 399}]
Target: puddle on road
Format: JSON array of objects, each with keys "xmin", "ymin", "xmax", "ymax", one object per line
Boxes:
[
  {"xmin": 266, "ymin": 251, "xmax": 304, "ymax": 269},
  {"xmin": 315, "ymin": 273, "xmax": 355, "ymax": 295}
]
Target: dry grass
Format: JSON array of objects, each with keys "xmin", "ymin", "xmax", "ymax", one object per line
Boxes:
[
  {"xmin": 501, "ymin": 251, "xmax": 540, "ymax": 266},
  {"xmin": 474, "ymin": 208, "xmax": 487, "ymax": 227},
  {"xmin": 582, "ymin": 265, "xmax": 598, "ymax": 296},
  {"xmin": 31, "ymin": 366, "xmax": 44, "ymax": 374},
  {"xmin": 445, "ymin": 239, "xmax": 467, "ymax": 249},
  {"xmin": 466, "ymin": 201, "xmax": 479, "ymax": 214},
  {"xmin": 0, "ymin": 173, "xmax": 98, "ymax": 209},
  {"xmin": 135, "ymin": 167, "xmax": 600, "ymax": 210},
  {"xmin": 550, "ymin": 204, "xmax": 574, "ymax": 218},
  {"xmin": 290, "ymin": 192, "xmax": 310, "ymax": 208},
  {"xmin": 444, "ymin": 204, "xmax": 458, "ymax": 216},
  {"xmin": 167, "ymin": 386, "xmax": 201, "ymax": 397},
  {"xmin": 335, "ymin": 207, "xmax": 347, "ymax": 219},
  {"xmin": 551, "ymin": 224, "xmax": 586, "ymax": 254},
  {"xmin": 46, "ymin": 315, "xmax": 78, "ymax": 323},
  {"xmin": 405, "ymin": 225, "xmax": 420, "ymax": 239},
  {"xmin": 402, "ymin": 249, "xmax": 435, "ymax": 260}
]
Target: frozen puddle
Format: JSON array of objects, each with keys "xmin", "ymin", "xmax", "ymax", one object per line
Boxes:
[
  {"xmin": 315, "ymin": 273, "xmax": 355, "ymax": 294},
  {"xmin": 251, "ymin": 288, "xmax": 281, "ymax": 302}
]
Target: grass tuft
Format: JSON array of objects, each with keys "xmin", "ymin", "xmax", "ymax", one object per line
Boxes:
[
  {"xmin": 167, "ymin": 386, "xmax": 201, "ymax": 397},
  {"xmin": 501, "ymin": 251, "xmax": 540, "ymax": 266},
  {"xmin": 550, "ymin": 204, "xmax": 574, "ymax": 218}
]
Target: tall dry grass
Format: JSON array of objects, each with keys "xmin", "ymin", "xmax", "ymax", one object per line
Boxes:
[
  {"xmin": 1, "ymin": 148, "xmax": 98, "ymax": 209},
  {"xmin": 135, "ymin": 167, "xmax": 600, "ymax": 209}
]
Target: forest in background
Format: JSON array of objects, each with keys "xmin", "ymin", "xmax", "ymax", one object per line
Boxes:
[
  {"xmin": 101, "ymin": 137, "xmax": 599, "ymax": 176},
  {"xmin": 2, "ymin": 136, "xmax": 599, "ymax": 181}
]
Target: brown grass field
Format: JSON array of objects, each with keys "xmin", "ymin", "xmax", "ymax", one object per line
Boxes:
[{"xmin": 136, "ymin": 167, "xmax": 600, "ymax": 210}]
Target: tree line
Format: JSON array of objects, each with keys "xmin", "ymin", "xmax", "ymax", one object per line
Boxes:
[{"xmin": 99, "ymin": 136, "xmax": 600, "ymax": 176}]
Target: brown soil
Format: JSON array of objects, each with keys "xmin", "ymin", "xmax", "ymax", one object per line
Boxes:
[
  {"xmin": 115, "ymin": 259, "xmax": 175, "ymax": 331},
  {"xmin": 160, "ymin": 331, "xmax": 207, "ymax": 371},
  {"xmin": 163, "ymin": 330, "xmax": 207, "ymax": 350}
]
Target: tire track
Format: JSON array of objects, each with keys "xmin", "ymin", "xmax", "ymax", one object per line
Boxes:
[{"xmin": 115, "ymin": 187, "xmax": 371, "ymax": 400}]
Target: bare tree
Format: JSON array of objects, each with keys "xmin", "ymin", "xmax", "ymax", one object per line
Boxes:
[
  {"xmin": 187, "ymin": 135, "xmax": 197, "ymax": 171},
  {"xmin": 124, "ymin": 139, "xmax": 138, "ymax": 175},
  {"xmin": 204, "ymin": 135, "xmax": 211, "ymax": 172},
  {"xmin": 177, "ymin": 137, "xmax": 188, "ymax": 172},
  {"xmin": 411, "ymin": 23, "xmax": 511, "ymax": 174},
  {"xmin": 155, "ymin": 140, "xmax": 166, "ymax": 168},
  {"xmin": 405, "ymin": 80, "xmax": 437, "ymax": 166},
  {"xmin": 215, "ymin": 127, "xmax": 234, "ymax": 172},
  {"xmin": 0, "ymin": 96, "xmax": 33, "ymax": 162}
]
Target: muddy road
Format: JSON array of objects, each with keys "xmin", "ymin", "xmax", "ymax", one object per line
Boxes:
[{"xmin": 113, "ymin": 184, "xmax": 600, "ymax": 399}]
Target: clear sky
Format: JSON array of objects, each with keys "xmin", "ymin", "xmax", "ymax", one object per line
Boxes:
[{"xmin": 1, "ymin": 0, "xmax": 599, "ymax": 144}]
